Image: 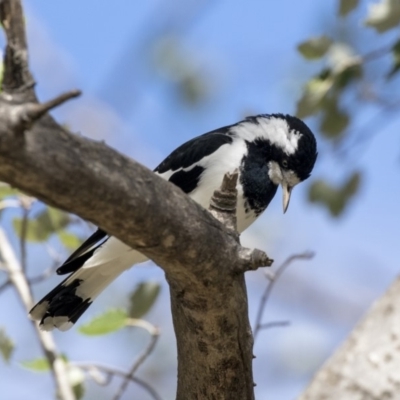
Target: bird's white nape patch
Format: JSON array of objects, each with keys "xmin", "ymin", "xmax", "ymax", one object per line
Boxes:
[{"xmin": 233, "ymin": 116, "xmax": 302, "ymax": 155}]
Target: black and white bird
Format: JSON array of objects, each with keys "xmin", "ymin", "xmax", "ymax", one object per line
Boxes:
[{"xmin": 29, "ymin": 113, "xmax": 317, "ymax": 331}]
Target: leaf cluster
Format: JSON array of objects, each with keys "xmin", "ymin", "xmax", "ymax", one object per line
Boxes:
[{"xmin": 297, "ymin": 0, "xmax": 400, "ymax": 217}]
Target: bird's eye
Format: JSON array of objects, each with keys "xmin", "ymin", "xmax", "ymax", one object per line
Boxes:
[{"xmin": 282, "ymin": 159, "xmax": 288, "ymax": 168}]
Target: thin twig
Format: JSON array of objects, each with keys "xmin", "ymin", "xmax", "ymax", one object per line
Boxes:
[
  {"xmin": 258, "ymin": 320, "xmax": 291, "ymax": 330},
  {"xmin": 0, "ymin": 279, "xmax": 11, "ymax": 294},
  {"xmin": 75, "ymin": 362, "xmax": 163, "ymax": 400},
  {"xmin": 337, "ymin": 99, "xmax": 400, "ymax": 158},
  {"xmin": 21, "ymin": 90, "xmax": 82, "ymax": 123},
  {"xmin": 253, "ymin": 251, "xmax": 314, "ymax": 342},
  {"xmin": 113, "ymin": 319, "xmax": 160, "ymax": 400},
  {"xmin": 28, "ymin": 243, "xmax": 63, "ymax": 285},
  {"xmin": 28, "ymin": 264, "xmax": 59, "ymax": 285},
  {"xmin": 361, "ymin": 44, "xmax": 393, "ymax": 63},
  {"xmin": 0, "ymin": 227, "xmax": 75, "ymax": 400}
]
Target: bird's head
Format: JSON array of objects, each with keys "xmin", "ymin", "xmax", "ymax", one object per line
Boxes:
[{"xmin": 241, "ymin": 114, "xmax": 318, "ymax": 213}]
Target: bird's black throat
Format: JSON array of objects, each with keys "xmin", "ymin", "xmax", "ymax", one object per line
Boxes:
[{"xmin": 240, "ymin": 139, "xmax": 278, "ymax": 216}]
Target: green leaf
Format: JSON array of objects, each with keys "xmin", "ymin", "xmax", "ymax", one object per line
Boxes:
[
  {"xmin": 21, "ymin": 358, "xmax": 50, "ymax": 372},
  {"xmin": 365, "ymin": 0, "xmax": 400, "ymax": 32},
  {"xmin": 0, "ymin": 183, "xmax": 18, "ymax": 199},
  {"xmin": 78, "ymin": 309, "xmax": 128, "ymax": 336},
  {"xmin": 58, "ymin": 231, "xmax": 82, "ymax": 250},
  {"xmin": 0, "ymin": 328, "xmax": 14, "ymax": 363},
  {"xmin": 342, "ymin": 171, "xmax": 361, "ymax": 198},
  {"xmin": 129, "ymin": 282, "xmax": 161, "ymax": 319},
  {"xmin": 296, "ymin": 75, "xmax": 333, "ymax": 118},
  {"xmin": 72, "ymin": 381, "xmax": 85, "ymax": 400},
  {"xmin": 333, "ymin": 63, "xmax": 362, "ymax": 89},
  {"xmin": 339, "ymin": 0, "xmax": 359, "ymax": 16},
  {"xmin": 13, "ymin": 218, "xmax": 48, "ymax": 242},
  {"xmin": 37, "ymin": 207, "xmax": 70, "ymax": 232},
  {"xmin": 308, "ymin": 172, "xmax": 361, "ymax": 217},
  {"xmin": 179, "ymin": 74, "xmax": 208, "ymax": 105},
  {"xmin": 153, "ymin": 36, "xmax": 208, "ymax": 105},
  {"xmin": 387, "ymin": 39, "xmax": 400, "ymax": 78},
  {"xmin": 13, "ymin": 207, "xmax": 71, "ymax": 242},
  {"xmin": 297, "ymin": 36, "xmax": 332, "ymax": 60},
  {"xmin": 320, "ymin": 98, "xmax": 350, "ymax": 137}
]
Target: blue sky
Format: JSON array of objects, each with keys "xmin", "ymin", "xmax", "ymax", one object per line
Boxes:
[{"xmin": 1, "ymin": 1, "xmax": 399, "ymax": 399}]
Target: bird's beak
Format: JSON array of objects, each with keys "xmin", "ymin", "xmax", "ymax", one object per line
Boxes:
[{"xmin": 282, "ymin": 183, "xmax": 293, "ymax": 214}]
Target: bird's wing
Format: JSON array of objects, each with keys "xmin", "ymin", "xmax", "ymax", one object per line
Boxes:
[
  {"xmin": 56, "ymin": 228, "xmax": 109, "ymax": 275},
  {"xmin": 154, "ymin": 128, "xmax": 233, "ymax": 194}
]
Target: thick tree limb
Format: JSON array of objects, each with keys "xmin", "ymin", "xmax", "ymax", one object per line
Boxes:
[
  {"xmin": 0, "ymin": 1, "xmax": 272, "ymax": 399},
  {"xmin": 299, "ymin": 277, "xmax": 400, "ymax": 400}
]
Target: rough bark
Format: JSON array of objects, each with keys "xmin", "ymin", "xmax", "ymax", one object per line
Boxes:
[
  {"xmin": 0, "ymin": 1, "xmax": 272, "ymax": 398},
  {"xmin": 299, "ymin": 277, "xmax": 400, "ymax": 400}
]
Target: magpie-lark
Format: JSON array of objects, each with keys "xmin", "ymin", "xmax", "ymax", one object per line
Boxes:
[{"xmin": 29, "ymin": 113, "xmax": 317, "ymax": 331}]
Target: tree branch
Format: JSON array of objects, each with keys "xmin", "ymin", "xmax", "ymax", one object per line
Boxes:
[
  {"xmin": 15, "ymin": 90, "xmax": 82, "ymax": 130},
  {"xmin": 113, "ymin": 319, "xmax": 160, "ymax": 400},
  {"xmin": 253, "ymin": 251, "xmax": 314, "ymax": 342},
  {"xmin": 0, "ymin": 228, "xmax": 75, "ymax": 400}
]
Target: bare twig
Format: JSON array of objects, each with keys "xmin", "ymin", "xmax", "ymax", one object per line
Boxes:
[
  {"xmin": 113, "ymin": 318, "xmax": 160, "ymax": 400},
  {"xmin": 28, "ymin": 264, "xmax": 59, "ymax": 285},
  {"xmin": 0, "ymin": 279, "xmax": 11, "ymax": 294},
  {"xmin": 28, "ymin": 243, "xmax": 63, "ymax": 285},
  {"xmin": 338, "ymin": 99, "xmax": 400, "ymax": 158},
  {"xmin": 20, "ymin": 90, "xmax": 82, "ymax": 123},
  {"xmin": 75, "ymin": 362, "xmax": 163, "ymax": 400},
  {"xmin": 0, "ymin": 228, "xmax": 75, "ymax": 400},
  {"xmin": 253, "ymin": 251, "xmax": 314, "ymax": 342},
  {"xmin": 238, "ymin": 247, "xmax": 274, "ymax": 271},
  {"xmin": 258, "ymin": 320, "xmax": 291, "ymax": 330},
  {"xmin": 2, "ymin": 90, "xmax": 82, "ymax": 133},
  {"xmin": 361, "ymin": 44, "xmax": 393, "ymax": 63}
]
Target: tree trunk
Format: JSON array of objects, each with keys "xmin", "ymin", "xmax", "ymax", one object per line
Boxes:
[{"xmin": 299, "ymin": 277, "xmax": 400, "ymax": 400}]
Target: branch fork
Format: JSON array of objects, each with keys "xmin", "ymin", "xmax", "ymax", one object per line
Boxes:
[{"xmin": 0, "ymin": 90, "xmax": 81, "ymax": 133}]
